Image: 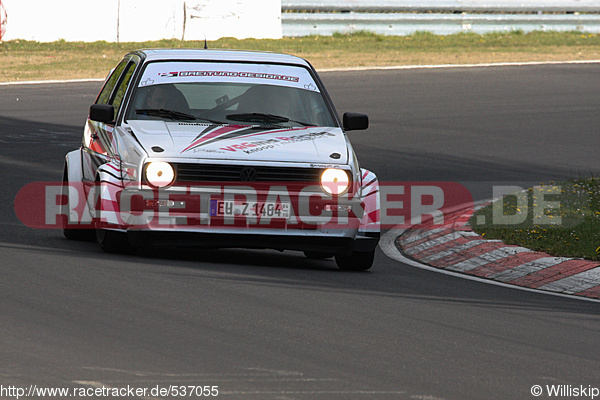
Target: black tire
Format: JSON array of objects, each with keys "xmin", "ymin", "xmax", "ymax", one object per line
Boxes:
[
  {"xmin": 94, "ymin": 174, "xmax": 133, "ymax": 254},
  {"xmin": 335, "ymin": 250, "xmax": 375, "ymax": 271},
  {"xmin": 62, "ymin": 166, "xmax": 95, "ymax": 241},
  {"xmin": 303, "ymin": 251, "xmax": 334, "ymax": 260},
  {"xmin": 96, "ymin": 228, "xmax": 132, "ymax": 254}
]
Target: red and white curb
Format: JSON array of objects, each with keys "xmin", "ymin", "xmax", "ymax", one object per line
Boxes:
[{"xmin": 380, "ymin": 204, "xmax": 600, "ymax": 302}]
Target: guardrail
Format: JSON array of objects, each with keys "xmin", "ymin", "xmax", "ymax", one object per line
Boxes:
[{"xmin": 282, "ymin": 1, "xmax": 600, "ymax": 36}]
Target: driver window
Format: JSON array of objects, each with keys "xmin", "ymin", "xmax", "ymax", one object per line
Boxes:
[
  {"xmin": 96, "ymin": 61, "xmax": 127, "ymax": 105},
  {"xmin": 111, "ymin": 62, "xmax": 136, "ymax": 115}
]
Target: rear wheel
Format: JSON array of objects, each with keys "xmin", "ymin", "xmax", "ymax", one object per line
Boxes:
[{"xmin": 335, "ymin": 249, "xmax": 375, "ymax": 271}]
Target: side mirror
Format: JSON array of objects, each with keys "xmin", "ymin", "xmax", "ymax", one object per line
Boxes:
[
  {"xmin": 343, "ymin": 112, "xmax": 369, "ymax": 131},
  {"xmin": 89, "ymin": 104, "xmax": 115, "ymax": 123}
]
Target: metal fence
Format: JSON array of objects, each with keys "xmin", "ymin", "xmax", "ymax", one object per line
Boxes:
[{"xmin": 282, "ymin": 1, "xmax": 600, "ymax": 36}]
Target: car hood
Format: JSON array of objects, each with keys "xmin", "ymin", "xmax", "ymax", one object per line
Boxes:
[{"xmin": 128, "ymin": 121, "xmax": 349, "ymax": 164}]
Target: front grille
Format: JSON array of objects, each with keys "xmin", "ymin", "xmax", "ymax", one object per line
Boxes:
[{"xmin": 173, "ymin": 163, "xmax": 324, "ymax": 184}]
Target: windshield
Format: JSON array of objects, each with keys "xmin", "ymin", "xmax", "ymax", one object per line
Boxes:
[{"xmin": 125, "ymin": 62, "xmax": 337, "ymax": 128}]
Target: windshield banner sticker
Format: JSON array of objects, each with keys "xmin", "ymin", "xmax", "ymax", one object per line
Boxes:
[
  {"xmin": 140, "ymin": 62, "xmax": 318, "ymax": 91},
  {"xmin": 159, "ymin": 71, "xmax": 300, "ymax": 83}
]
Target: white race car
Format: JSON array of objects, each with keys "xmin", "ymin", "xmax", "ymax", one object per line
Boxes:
[{"xmin": 63, "ymin": 49, "xmax": 380, "ymax": 270}]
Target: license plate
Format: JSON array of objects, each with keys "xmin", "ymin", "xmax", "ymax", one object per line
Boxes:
[{"xmin": 209, "ymin": 199, "xmax": 291, "ymax": 219}]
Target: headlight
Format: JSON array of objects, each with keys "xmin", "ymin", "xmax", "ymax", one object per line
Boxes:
[
  {"xmin": 320, "ymin": 168, "xmax": 350, "ymax": 196},
  {"xmin": 144, "ymin": 161, "xmax": 175, "ymax": 188}
]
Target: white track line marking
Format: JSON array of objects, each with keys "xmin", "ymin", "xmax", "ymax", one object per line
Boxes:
[
  {"xmin": 0, "ymin": 78, "xmax": 105, "ymax": 86},
  {"xmin": 321, "ymin": 59, "xmax": 600, "ymax": 72},
  {"xmin": 2, "ymin": 60, "xmax": 599, "ymax": 86}
]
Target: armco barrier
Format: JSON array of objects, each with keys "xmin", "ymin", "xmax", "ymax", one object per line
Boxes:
[
  {"xmin": 282, "ymin": 0, "xmax": 600, "ymax": 36},
  {"xmin": 2, "ymin": 0, "xmax": 600, "ymax": 42},
  {"xmin": 282, "ymin": 0, "xmax": 600, "ymax": 13},
  {"xmin": 283, "ymin": 12, "xmax": 600, "ymax": 36}
]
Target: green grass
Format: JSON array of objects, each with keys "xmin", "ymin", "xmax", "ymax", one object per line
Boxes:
[
  {"xmin": 1, "ymin": 30, "xmax": 600, "ymax": 81},
  {"xmin": 470, "ymin": 178, "xmax": 600, "ymax": 261}
]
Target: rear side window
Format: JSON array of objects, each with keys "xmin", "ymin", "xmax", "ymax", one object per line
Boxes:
[
  {"xmin": 111, "ymin": 63, "xmax": 136, "ymax": 114},
  {"xmin": 95, "ymin": 59, "xmax": 137, "ymax": 122},
  {"xmin": 96, "ymin": 61, "xmax": 127, "ymax": 105}
]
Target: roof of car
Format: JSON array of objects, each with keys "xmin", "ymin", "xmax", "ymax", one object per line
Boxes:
[{"xmin": 134, "ymin": 49, "xmax": 311, "ymax": 68}]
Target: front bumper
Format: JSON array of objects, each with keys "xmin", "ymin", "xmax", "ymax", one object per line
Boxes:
[
  {"xmin": 128, "ymin": 230, "xmax": 379, "ymax": 255},
  {"xmin": 101, "ymin": 185, "xmax": 379, "ymax": 254}
]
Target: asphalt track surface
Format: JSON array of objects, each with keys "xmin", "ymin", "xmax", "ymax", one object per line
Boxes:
[{"xmin": 1, "ymin": 63, "xmax": 600, "ymax": 400}]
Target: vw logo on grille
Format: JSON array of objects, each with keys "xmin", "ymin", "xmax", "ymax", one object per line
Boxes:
[{"xmin": 240, "ymin": 167, "xmax": 258, "ymax": 181}]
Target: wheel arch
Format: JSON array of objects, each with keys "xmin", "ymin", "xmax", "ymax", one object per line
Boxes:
[
  {"xmin": 64, "ymin": 150, "xmax": 84, "ymax": 183},
  {"xmin": 358, "ymin": 168, "xmax": 380, "ymax": 235}
]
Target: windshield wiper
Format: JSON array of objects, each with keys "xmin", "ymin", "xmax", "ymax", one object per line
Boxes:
[
  {"xmin": 287, "ymin": 119, "xmax": 316, "ymax": 127},
  {"xmin": 135, "ymin": 108, "xmax": 197, "ymax": 121},
  {"xmin": 226, "ymin": 113, "xmax": 316, "ymax": 127},
  {"xmin": 226, "ymin": 113, "xmax": 288, "ymax": 124}
]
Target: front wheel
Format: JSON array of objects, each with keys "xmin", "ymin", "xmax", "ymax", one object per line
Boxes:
[
  {"xmin": 335, "ymin": 250, "xmax": 375, "ymax": 271},
  {"xmin": 94, "ymin": 175, "xmax": 133, "ymax": 254},
  {"xmin": 303, "ymin": 251, "xmax": 334, "ymax": 260},
  {"xmin": 96, "ymin": 228, "xmax": 132, "ymax": 254}
]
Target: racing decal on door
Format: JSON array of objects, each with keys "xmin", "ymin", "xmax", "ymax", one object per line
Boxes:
[{"xmin": 86, "ymin": 120, "xmax": 116, "ymax": 157}]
